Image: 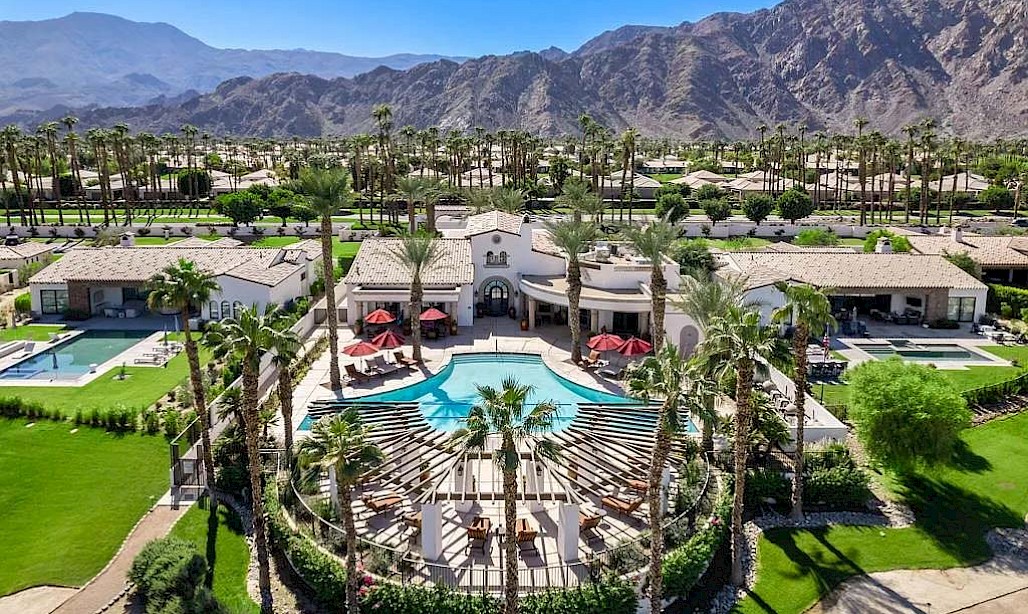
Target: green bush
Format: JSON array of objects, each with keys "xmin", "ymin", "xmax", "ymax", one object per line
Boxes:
[
  {"xmin": 176, "ymin": 169, "xmax": 212, "ymax": 199},
  {"xmin": 804, "ymin": 466, "xmax": 871, "ymax": 509},
  {"xmin": 129, "ymin": 537, "xmax": 227, "ymax": 614},
  {"xmin": 794, "ymin": 228, "xmax": 839, "ymax": 246},
  {"xmin": 863, "ymin": 229, "xmax": 911, "ymax": 253},
  {"xmin": 988, "ymin": 283, "xmax": 1028, "ymax": 315},
  {"xmin": 742, "ymin": 194, "xmax": 774, "ymax": 224},
  {"xmin": 655, "ymin": 193, "xmax": 689, "ymax": 223},
  {"xmin": 663, "ymin": 484, "xmax": 732, "ymax": 597},
  {"xmin": 745, "ymin": 467, "xmax": 790, "ymax": 506},
  {"xmin": 776, "ymin": 188, "xmax": 815, "ymax": 223},
  {"xmin": 14, "ymin": 293, "xmax": 31, "ymax": 314}
]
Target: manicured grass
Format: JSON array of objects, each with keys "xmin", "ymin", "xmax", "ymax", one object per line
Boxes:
[
  {"xmin": 3, "ymin": 343, "xmax": 211, "ymax": 415},
  {"xmin": 0, "ymin": 418, "xmax": 168, "ymax": 595},
  {"xmin": 647, "ymin": 173, "xmax": 683, "ymax": 183},
  {"xmin": 335, "ymin": 240, "xmax": 361, "ymax": 259},
  {"xmin": 131, "ymin": 236, "xmax": 183, "ymax": 245},
  {"xmin": 837, "ymin": 238, "xmax": 865, "ymax": 246},
  {"xmin": 735, "ymin": 412, "xmax": 1028, "ymax": 613},
  {"xmin": 170, "ymin": 500, "xmax": 259, "ymax": 614},
  {"xmin": 0, "ymin": 324, "xmax": 65, "ymax": 342},
  {"xmin": 250, "ymin": 236, "xmax": 300, "ymax": 248},
  {"xmin": 704, "ymin": 237, "xmax": 771, "ymax": 251}
]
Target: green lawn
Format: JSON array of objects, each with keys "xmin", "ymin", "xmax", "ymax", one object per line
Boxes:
[
  {"xmin": 0, "ymin": 419, "xmax": 168, "ymax": 595},
  {"xmin": 250, "ymin": 236, "xmax": 361, "ymax": 259},
  {"xmin": 131, "ymin": 236, "xmax": 184, "ymax": 246},
  {"xmin": 4, "ymin": 343, "xmax": 211, "ymax": 415},
  {"xmin": 647, "ymin": 173, "xmax": 683, "ymax": 183},
  {"xmin": 170, "ymin": 500, "xmax": 259, "ymax": 613},
  {"xmin": 0, "ymin": 324, "xmax": 65, "ymax": 342},
  {"xmin": 250, "ymin": 236, "xmax": 301, "ymax": 248},
  {"xmin": 734, "ymin": 412, "xmax": 1028, "ymax": 613}
]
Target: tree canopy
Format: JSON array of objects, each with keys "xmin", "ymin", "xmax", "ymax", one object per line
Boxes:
[
  {"xmin": 776, "ymin": 188, "xmax": 815, "ymax": 223},
  {"xmin": 215, "ymin": 191, "xmax": 263, "ymax": 226},
  {"xmin": 794, "ymin": 228, "xmax": 839, "ymax": 246},
  {"xmin": 862, "ymin": 229, "xmax": 911, "ymax": 253},
  {"xmin": 847, "ymin": 358, "xmax": 971, "ymax": 471},
  {"xmin": 655, "ymin": 192, "xmax": 689, "ymax": 223},
  {"xmin": 742, "ymin": 194, "xmax": 774, "ymax": 224},
  {"xmin": 702, "ymin": 198, "xmax": 732, "ymax": 225}
]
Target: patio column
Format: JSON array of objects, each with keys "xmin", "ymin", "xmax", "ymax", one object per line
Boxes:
[
  {"xmin": 422, "ymin": 503, "xmax": 444, "ymax": 560},
  {"xmin": 589, "ymin": 309, "xmax": 598, "ymax": 332},
  {"xmin": 660, "ymin": 466, "xmax": 672, "ymax": 516},
  {"xmin": 528, "ymin": 298, "xmax": 537, "ymax": 330},
  {"xmin": 641, "ymin": 313, "xmax": 650, "ymax": 336},
  {"xmin": 558, "ymin": 503, "xmax": 580, "ymax": 562},
  {"xmin": 328, "ymin": 466, "xmax": 339, "ymax": 512}
]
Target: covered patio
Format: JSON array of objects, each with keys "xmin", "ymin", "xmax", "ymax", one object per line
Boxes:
[{"xmin": 519, "ymin": 275, "xmax": 652, "ymax": 337}]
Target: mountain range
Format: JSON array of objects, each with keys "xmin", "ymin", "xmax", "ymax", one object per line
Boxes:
[
  {"xmin": 0, "ymin": 12, "xmax": 464, "ymax": 114},
  {"xmin": 6, "ymin": 0, "xmax": 1028, "ymax": 139}
]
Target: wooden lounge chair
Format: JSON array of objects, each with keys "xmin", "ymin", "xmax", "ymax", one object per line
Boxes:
[
  {"xmin": 370, "ymin": 355, "xmax": 399, "ymax": 376},
  {"xmin": 626, "ymin": 479, "xmax": 648, "ymax": 493},
  {"xmin": 580, "ymin": 512, "xmax": 603, "ymax": 543},
  {"xmin": 601, "ymin": 494, "xmax": 644, "ymax": 518},
  {"xmin": 345, "ymin": 363, "xmax": 373, "ymax": 383},
  {"xmin": 361, "ymin": 492, "xmax": 402, "ymax": 513},
  {"xmin": 393, "ymin": 350, "xmax": 418, "ymax": 367},
  {"xmin": 581, "ymin": 350, "xmax": 608, "ymax": 369},
  {"xmin": 515, "ymin": 518, "xmax": 539, "ymax": 552},
  {"xmin": 466, "ymin": 516, "xmax": 492, "ymax": 553}
]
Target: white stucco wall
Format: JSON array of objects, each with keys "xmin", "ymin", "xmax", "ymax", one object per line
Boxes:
[{"xmin": 948, "ymin": 287, "xmax": 988, "ymax": 323}]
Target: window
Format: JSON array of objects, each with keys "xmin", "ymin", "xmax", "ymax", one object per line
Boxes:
[
  {"xmin": 947, "ymin": 297, "xmax": 976, "ymax": 322},
  {"xmin": 485, "ymin": 251, "xmax": 509, "ymax": 267},
  {"xmin": 221, "ymin": 301, "xmax": 231, "ymax": 320},
  {"xmin": 123, "ymin": 286, "xmax": 149, "ymax": 302},
  {"xmin": 209, "ymin": 301, "xmax": 220, "ymax": 320},
  {"xmin": 498, "ymin": 251, "xmax": 508, "ymax": 265},
  {"xmin": 232, "ymin": 302, "xmax": 243, "ymax": 319},
  {"xmin": 40, "ymin": 289, "xmax": 68, "ymax": 314}
]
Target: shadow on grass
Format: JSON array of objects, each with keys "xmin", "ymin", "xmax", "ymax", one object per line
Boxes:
[
  {"xmin": 894, "ymin": 474, "xmax": 1022, "ymax": 563},
  {"xmin": 205, "ymin": 502, "xmax": 219, "ymax": 588},
  {"xmin": 947, "ymin": 440, "xmax": 992, "ymax": 474}
]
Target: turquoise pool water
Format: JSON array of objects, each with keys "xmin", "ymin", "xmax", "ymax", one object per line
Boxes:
[
  {"xmin": 302, "ymin": 353, "xmax": 636, "ymax": 431},
  {"xmin": 852, "ymin": 340, "xmax": 995, "ymax": 363},
  {"xmin": 0, "ymin": 330, "xmax": 151, "ymax": 381}
]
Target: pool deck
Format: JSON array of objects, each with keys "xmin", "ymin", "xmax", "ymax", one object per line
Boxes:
[{"xmin": 836, "ymin": 336, "xmax": 1012, "ymax": 370}]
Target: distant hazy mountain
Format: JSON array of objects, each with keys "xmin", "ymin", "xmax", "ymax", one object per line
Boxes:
[
  {"xmin": 0, "ymin": 12, "xmax": 465, "ymax": 113},
  {"xmin": 10, "ymin": 0, "xmax": 1028, "ymax": 139}
]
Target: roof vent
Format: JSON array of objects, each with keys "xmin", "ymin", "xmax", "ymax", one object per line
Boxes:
[
  {"xmin": 119, "ymin": 232, "xmax": 135, "ymax": 248},
  {"xmin": 951, "ymin": 227, "xmax": 963, "ymax": 243}
]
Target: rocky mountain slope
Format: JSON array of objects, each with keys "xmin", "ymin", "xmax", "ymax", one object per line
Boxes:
[
  {"xmin": 12, "ymin": 0, "xmax": 1028, "ymax": 138},
  {"xmin": 0, "ymin": 12, "xmax": 463, "ymax": 113}
]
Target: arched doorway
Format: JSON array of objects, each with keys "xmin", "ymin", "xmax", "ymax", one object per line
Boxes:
[
  {"xmin": 679, "ymin": 325, "xmax": 700, "ymax": 356},
  {"xmin": 482, "ymin": 278, "xmax": 511, "ymax": 316}
]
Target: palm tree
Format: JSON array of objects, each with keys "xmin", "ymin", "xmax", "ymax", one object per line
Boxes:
[
  {"xmin": 205, "ymin": 305, "xmax": 295, "ymax": 614},
  {"xmin": 620, "ymin": 128, "xmax": 638, "ymax": 222},
  {"xmin": 624, "ymin": 343, "xmax": 697, "ymax": 614},
  {"xmin": 271, "ymin": 327, "xmax": 302, "ymax": 467},
  {"xmin": 449, "ymin": 377, "xmax": 559, "ymax": 614},
  {"xmin": 389, "ymin": 233, "xmax": 439, "ymax": 362},
  {"xmin": 491, "ymin": 186, "xmax": 526, "ymax": 214},
  {"xmin": 698, "ymin": 306, "xmax": 779, "ymax": 586},
  {"xmin": 37, "ymin": 122, "xmax": 63, "ymax": 225},
  {"xmin": 770, "ymin": 283, "xmax": 835, "ymax": 521},
  {"xmin": 556, "ymin": 176, "xmax": 599, "ymax": 222},
  {"xmin": 297, "ymin": 411, "xmax": 384, "ymax": 614},
  {"xmin": 901, "ymin": 124, "xmax": 919, "ymax": 223},
  {"xmin": 295, "ymin": 167, "xmax": 353, "ymax": 390},
  {"xmin": 543, "ymin": 219, "xmax": 597, "ymax": 364},
  {"xmin": 623, "ymin": 220, "xmax": 678, "ymax": 350},
  {"xmin": 146, "ymin": 259, "xmax": 221, "ymax": 509},
  {"xmin": 395, "ymin": 175, "xmax": 438, "ymax": 234}
]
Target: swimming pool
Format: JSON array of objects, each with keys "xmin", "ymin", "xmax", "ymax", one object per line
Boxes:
[
  {"xmin": 851, "ymin": 340, "xmax": 997, "ymax": 363},
  {"xmin": 302, "ymin": 353, "xmax": 638, "ymax": 431},
  {"xmin": 0, "ymin": 330, "xmax": 152, "ymax": 381}
]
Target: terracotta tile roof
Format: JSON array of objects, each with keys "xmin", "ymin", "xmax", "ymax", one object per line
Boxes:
[
  {"xmin": 721, "ymin": 252, "xmax": 986, "ymax": 290},
  {"xmin": 761, "ymin": 243, "xmax": 859, "ymax": 253},
  {"xmin": 531, "ymin": 230, "xmax": 561, "ymax": 257},
  {"xmin": 465, "ymin": 211, "xmax": 524, "ymax": 236},
  {"xmin": 166, "ymin": 237, "xmax": 244, "ymax": 248},
  {"xmin": 30, "ymin": 247, "xmax": 302, "ymax": 287},
  {"xmin": 906, "ymin": 234, "xmax": 1028, "ymax": 268},
  {"xmin": 0, "ymin": 241, "xmax": 54, "ymax": 261},
  {"xmin": 344, "ymin": 238, "xmax": 473, "ymax": 287}
]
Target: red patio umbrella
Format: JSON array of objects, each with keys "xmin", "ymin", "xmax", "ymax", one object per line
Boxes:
[
  {"xmin": 342, "ymin": 341, "xmax": 380, "ymax": 357},
  {"xmin": 364, "ymin": 308, "xmax": 396, "ymax": 325},
  {"xmin": 587, "ymin": 333, "xmax": 625, "ymax": 351},
  {"xmin": 419, "ymin": 307, "xmax": 449, "ymax": 322},
  {"xmin": 371, "ymin": 329, "xmax": 405, "ymax": 350},
  {"xmin": 617, "ymin": 336, "xmax": 653, "ymax": 357}
]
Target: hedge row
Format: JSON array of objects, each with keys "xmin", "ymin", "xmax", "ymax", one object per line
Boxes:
[
  {"xmin": 662, "ymin": 481, "xmax": 732, "ymax": 597},
  {"xmin": 987, "ymin": 283, "xmax": 1028, "ymax": 314},
  {"xmin": 0, "ymin": 396, "xmax": 142, "ymax": 432},
  {"xmin": 963, "ymin": 370, "xmax": 1028, "ymax": 407},
  {"xmin": 265, "ymin": 481, "xmax": 637, "ymax": 613}
]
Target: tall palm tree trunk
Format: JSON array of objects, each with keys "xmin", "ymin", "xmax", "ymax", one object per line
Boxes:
[
  {"xmin": 650, "ymin": 266, "xmax": 667, "ymax": 350},
  {"xmin": 731, "ymin": 357, "xmax": 754, "ymax": 586},
  {"xmin": 341, "ymin": 484, "xmax": 361, "ymax": 614},
  {"xmin": 182, "ymin": 311, "xmax": 217, "ymax": 510},
  {"xmin": 277, "ymin": 368, "xmax": 295, "ymax": 465},
  {"xmin": 321, "ymin": 214, "xmax": 342, "ymax": 390},
  {"xmin": 503, "ymin": 462, "xmax": 519, "ymax": 614},
  {"xmin": 411, "ymin": 273, "xmax": 424, "ymax": 362},
  {"xmin": 567, "ymin": 261, "xmax": 583, "ymax": 364},
  {"xmin": 646, "ymin": 416, "xmax": 672, "ymax": 614},
  {"xmin": 242, "ymin": 362, "xmax": 273, "ymax": 613},
  {"xmin": 790, "ymin": 323, "xmax": 808, "ymax": 521}
]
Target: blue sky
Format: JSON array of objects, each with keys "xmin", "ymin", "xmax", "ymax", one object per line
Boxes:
[{"xmin": 0, "ymin": 0, "xmax": 777, "ymax": 57}]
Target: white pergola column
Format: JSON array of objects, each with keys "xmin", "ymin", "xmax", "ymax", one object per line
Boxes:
[
  {"xmin": 558, "ymin": 503, "xmax": 580, "ymax": 562},
  {"xmin": 590, "ymin": 309, "xmax": 598, "ymax": 332},
  {"xmin": 641, "ymin": 313, "xmax": 651, "ymax": 336},
  {"xmin": 328, "ymin": 466, "xmax": 339, "ymax": 513},
  {"xmin": 528, "ymin": 298, "xmax": 537, "ymax": 330},
  {"xmin": 660, "ymin": 466, "xmax": 672, "ymax": 516},
  {"xmin": 422, "ymin": 503, "xmax": 443, "ymax": 560}
]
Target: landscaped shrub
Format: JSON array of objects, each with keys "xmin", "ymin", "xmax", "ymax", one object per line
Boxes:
[
  {"xmin": 13, "ymin": 294, "xmax": 31, "ymax": 314},
  {"xmin": 804, "ymin": 466, "xmax": 871, "ymax": 509},
  {"xmin": 128, "ymin": 537, "xmax": 227, "ymax": 614},
  {"xmin": 987, "ymin": 283, "xmax": 1028, "ymax": 314},
  {"xmin": 745, "ymin": 467, "xmax": 790, "ymax": 506},
  {"xmin": 663, "ymin": 483, "xmax": 732, "ymax": 597},
  {"xmin": 794, "ymin": 228, "xmax": 839, "ymax": 246}
]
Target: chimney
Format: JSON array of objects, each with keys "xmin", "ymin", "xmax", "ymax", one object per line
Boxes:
[
  {"xmin": 119, "ymin": 232, "xmax": 135, "ymax": 248},
  {"xmin": 875, "ymin": 237, "xmax": 892, "ymax": 254},
  {"xmin": 952, "ymin": 227, "xmax": 963, "ymax": 243}
]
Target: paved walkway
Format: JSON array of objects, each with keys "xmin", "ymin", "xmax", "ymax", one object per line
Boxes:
[
  {"xmin": 50, "ymin": 505, "xmax": 188, "ymax": 614},
  {"xmin": 812, "ymin": 554, "xmax": 1028, "ymax": 614},
  {"xmin": 0, "ymin": 587, "xmax": 77, "ymax": 614}
]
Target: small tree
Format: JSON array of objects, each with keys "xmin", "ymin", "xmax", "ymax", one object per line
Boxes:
[
  {"xmin": 176, "ymin": 169, "xmax": 211, "ymax": 198},
  {"xmin": 980, "ymin": 185, "xmax": 1014, "ymax": 213},
  {"xmin": 863, "ymin": 229, "xmax": 911, "ymax": 253},
  {"xmin": 267, "ymin": 187, "xmax": 297, "ymax": 226},
  {"xmin": 670, "ymin": 239, "xmax": 716, "ymax": 275},
  {"xmin": 847, "ymin": 358, "xmax": 971, "ymax": 471},
  {"xmin": 942, "ymin": 249, "xmax": 981, "ymax": 279},
  {"xmin": 214, "ymin": 192, "xmax": 262, "ymax": 227},
  {"xmin": 702, "ymin": 198, "xmax": 732, "ymax": 226},
  {"xmin": 291, "ymin": 203, "xmax": 317, "ymax": 227},
  {"xmin": 655, "ymin": 193, "xmax": 689, "ymax": 224},
  {"xmin": 794, "ymin": 228, "xmax": 839, "ymax": 246},
  {"xmin": 694, "ymin": 184, "xmax": 724, "ymax": 201},
  {"xmin": 742, "ymin": 194, "xmax": 774, "ymax": 224},
  {"xmin": 776, "ymin": 188, "xmax": 815, "ymax": 223}
]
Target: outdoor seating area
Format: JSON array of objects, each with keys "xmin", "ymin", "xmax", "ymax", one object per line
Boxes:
[{"xmin": 341, "ymin": 312, "xmax": 420, "ymax": 385}]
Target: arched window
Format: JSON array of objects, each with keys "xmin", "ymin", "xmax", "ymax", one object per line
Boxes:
[
  {"xmin": 232, "ymin": 301, "xmax": 243, "ymax": 319},
  {"xmin": 498, "ymin": 251, "xmax": 508, "ymax": 265},
  {"xmin": 486, "ymin": 250, "xmax": 495, "ymax": 265},
  {"xmin": 221, "ymin": 301, "xmax": 231, "ymax": 320},
  {"xmin": 209, "ymin": 301, "xmax": 220, "ymax": 320}
]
